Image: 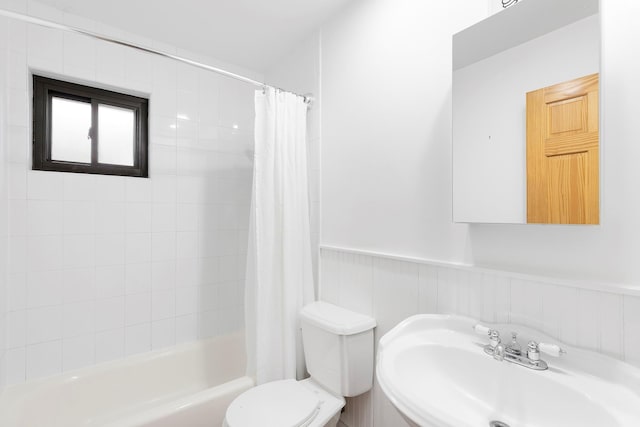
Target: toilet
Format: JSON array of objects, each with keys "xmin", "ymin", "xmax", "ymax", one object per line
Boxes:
[{"xmin": 224, "ymin": 301, "xmax": 376, "ymax": 427}]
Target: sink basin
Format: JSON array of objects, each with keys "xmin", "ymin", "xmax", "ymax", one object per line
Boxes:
[{"xmin": 376, "ymin": 315, "xmax": 640, "ymax": 427}]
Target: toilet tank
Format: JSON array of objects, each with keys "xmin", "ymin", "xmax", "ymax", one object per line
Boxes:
[{"xmin": 300, "ymin": 302, "xmax": 376, "ymax": 397}]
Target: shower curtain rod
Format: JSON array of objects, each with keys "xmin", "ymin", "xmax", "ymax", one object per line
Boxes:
[{"xmin": 0, "ymin": 8, "xmax": 314, "ymax": 105}]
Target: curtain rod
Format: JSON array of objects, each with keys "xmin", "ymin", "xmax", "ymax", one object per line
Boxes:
[{"xmin": 0, "ymin": 8, "xmax": 314, "ymax": 105}]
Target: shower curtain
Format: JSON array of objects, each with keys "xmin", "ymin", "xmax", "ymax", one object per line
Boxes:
[{"xmin": 244, "ymin": 88, "xmax": 315, "ymax": 385}]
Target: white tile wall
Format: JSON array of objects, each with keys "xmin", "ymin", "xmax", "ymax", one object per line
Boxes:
[
  {"xmin": 1, "ymin": 8, "xmax": 255, "ymax": 385},
  {"xmin": 321, "ymin": 247, "xmax": 640, "ymax": 427}
]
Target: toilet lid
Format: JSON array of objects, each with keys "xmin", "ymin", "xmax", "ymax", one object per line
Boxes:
[{"xmin": 226, "ymin": 379, "xmax": 321, "ymax": 427}]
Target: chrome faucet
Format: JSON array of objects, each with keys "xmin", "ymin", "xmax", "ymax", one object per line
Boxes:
[
  {"xmin": 505, "ymin": 332, "xmax": 522, "ymax": 356},
  {"xmin": 474, "ymin": 324, "xmax": 565, "ymax": 371},
  {"xmin": 493, "ymin": 342, "xmax": 506, "ymax": 361},
  {"xmin": 488, "ymin": 329, "xmax": 501, "ymax": 349}
]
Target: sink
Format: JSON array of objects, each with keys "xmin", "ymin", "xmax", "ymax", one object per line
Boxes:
[{"xmin": 376, "ymin": 315, "xmax": 640, "ymax": 427}]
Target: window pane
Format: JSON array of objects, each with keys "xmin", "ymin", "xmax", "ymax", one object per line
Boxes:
[
  {"xmin": 98, "ymin": 104, "xmax": 135, "ymax": 166},
  {"xmin": 51, "ymin": 97, "xmax": 92, "ymax": 163}
]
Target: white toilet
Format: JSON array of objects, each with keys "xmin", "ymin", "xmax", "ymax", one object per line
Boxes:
[{"xmin": 224, "ymin": 301, "xmax": 376, "ymax": 427}]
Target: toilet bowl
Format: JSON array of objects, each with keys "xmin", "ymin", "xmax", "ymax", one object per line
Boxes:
[
  {"xmin": 224, "ymin": 302, "xmax": 376, "ymax": 427},
  {"xmin": 223, "ymin": 379, "xmax": 343, "ymax": 427}
]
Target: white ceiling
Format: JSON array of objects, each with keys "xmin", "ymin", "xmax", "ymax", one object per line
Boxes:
[{"xmin": 36, "ymin": 0, "xmax": 351, "ymax": 72}]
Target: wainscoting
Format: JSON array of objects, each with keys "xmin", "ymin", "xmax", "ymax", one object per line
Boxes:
[{"xmin": 320, "ymin": 246, "xmax": 640, "ymax": 427}]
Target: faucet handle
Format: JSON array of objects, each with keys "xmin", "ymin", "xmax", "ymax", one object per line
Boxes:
[
  {"xmin": 527, "ymin": 341, "xmax": 566, "ymax": 363},
  {"xmin": 474, "ymin": 324, "xmax": 501, "ymax": 349},
  {"xmin": 473, "ymin": 324, "xmax": 491, "ymax": 336},
  {"xmin": 527, "ymin": 341, "xmax": 541, "ymax": 362},
  {"xmin": 539, "ymin": 342, "xmax": 566, "ymax": 357}
]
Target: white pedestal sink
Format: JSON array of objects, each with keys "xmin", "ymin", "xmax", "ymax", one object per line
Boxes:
[{"xmin": 376, "ymin": 314, "xmax": 640, "ymax": 427}]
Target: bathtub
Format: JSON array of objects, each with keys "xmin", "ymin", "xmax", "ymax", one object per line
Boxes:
[{"xmin": 0, "ymin": 332, "xmax": 254, "ymax": 427}]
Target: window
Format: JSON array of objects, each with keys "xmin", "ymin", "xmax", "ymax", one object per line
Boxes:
[{"xmin": 33, "ymin": 75, "xmax": 148, "ymax": 177}]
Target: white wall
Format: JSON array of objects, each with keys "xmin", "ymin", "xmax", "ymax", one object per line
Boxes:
[
  {"xmin": 319, "ymin": 0, "xmax": 640, "ymax": 425},
  {"xmin": 487, "ymin": 0, "xmax": 507, "ymax": 15},
  {"xmin": 321, "ymin": 0, "xmax": 640, "ymax": 283},
  {"xmin": 0, "ymin": 15, "xmax": 9, "ymax": 389},
  {"xmin": 2, "ymin": 1, "xmax": 256, "ymax": 385},
  {"xmin": 468, "ymin": 0, "xmax": 640, "ymax": 282},
  {"xmin": 453, "ymin": 15, "xmax": 599, "ymax": 223},
  {"xmin": 264, "ymin": 33, "xmax": 322, "ymax": 286},
  {"xmin": 321, "ymin": 0, "xmax": 483, "ymax": 266}
]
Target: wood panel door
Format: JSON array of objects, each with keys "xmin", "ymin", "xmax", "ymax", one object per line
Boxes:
[{"xmin": 526, "ymin": 73, "xmax": 599, "ymax": 224}]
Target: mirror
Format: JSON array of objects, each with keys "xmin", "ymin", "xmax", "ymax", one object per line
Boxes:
[{"xmin": 452, "ymin": 0, "xmax": 600, "ymax": 224}]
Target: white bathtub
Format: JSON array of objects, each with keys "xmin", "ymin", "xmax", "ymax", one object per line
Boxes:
[{"xmin": 0, "ymin": 332, "xmax": 254, "ymax": 427}]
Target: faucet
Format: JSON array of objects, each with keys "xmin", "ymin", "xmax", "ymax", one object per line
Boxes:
[
  {"xmin": 474, "ymin": 324, "xmax": 565, "ymax": 371},
  {"xmin": 493, "ymin": 342, "xmax": 506, "ymax": 361},
  {"xmin": 505, "ymin": 332, "xmax": 522, "ymax": 356}
]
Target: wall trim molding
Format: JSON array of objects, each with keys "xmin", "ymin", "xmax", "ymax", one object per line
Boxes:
[{"xmin": 320, "ymin": 245, "xmax": 640, "ymax": 298}]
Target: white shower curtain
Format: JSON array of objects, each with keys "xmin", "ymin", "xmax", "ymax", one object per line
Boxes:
[{"xmin": 244, "ymin": 88, "xmax": 315, "ymax": 385}]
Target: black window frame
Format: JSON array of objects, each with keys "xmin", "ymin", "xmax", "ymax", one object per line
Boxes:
[{"xmin": 33, "ymin": 75, "xmax": 149, "ymax": 178}]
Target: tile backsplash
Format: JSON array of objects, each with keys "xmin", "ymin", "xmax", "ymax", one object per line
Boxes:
[
  {"xmin": 320, "ymin": 246, "xmax": 640, "ymax": 427},
  {"xmin": 1, "ymin": 10, "xmax": 254, "ymax": 385}
]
